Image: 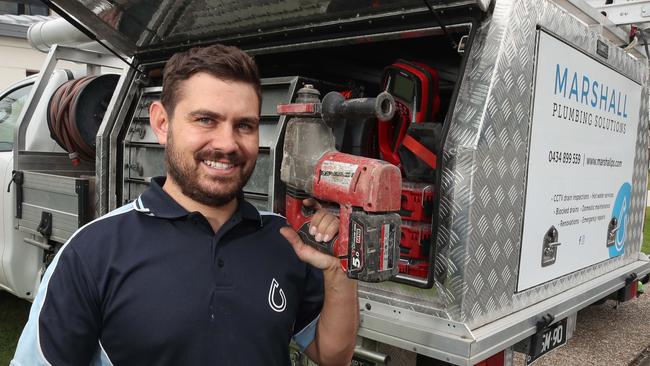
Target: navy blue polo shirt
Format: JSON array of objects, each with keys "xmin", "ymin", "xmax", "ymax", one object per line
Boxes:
[{"xmin": 12, "ymin": 177, "xmax": 324, "ymax": 365}]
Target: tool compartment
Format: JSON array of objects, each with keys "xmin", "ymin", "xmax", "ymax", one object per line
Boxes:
[{"xmin": 15, "ymin": 171, "xmax": 94, "ymax": 244}]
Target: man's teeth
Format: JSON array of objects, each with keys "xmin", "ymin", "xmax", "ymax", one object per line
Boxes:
[{"xmin": 204, "ymin": 160, "xmax": 234, "ymax": 169}]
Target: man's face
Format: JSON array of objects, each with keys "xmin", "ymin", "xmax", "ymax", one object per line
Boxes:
[{"xmin": 163, "ymin": 73, "xmax": 260, "ymax": 207}]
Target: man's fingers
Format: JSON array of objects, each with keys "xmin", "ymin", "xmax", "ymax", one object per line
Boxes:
[
  {"xmin": 314, "ymin": 214, "xmax": 338, "ymax": 242},
  {"xmin": 280, "ymin": 227, "xmax": 339, "ymax": 270},
  {"xmin": 280, "ymin": 226, "xmax": 316, "ymax": 258},
  {"xmin": 310, "ymin": 209, "xmax": 325, "ymax": 227},
  {"xmin": 307, "ymin": 206, "xmax": 340, "ymax": 242},
  {"xmin": 280, "ymin": 227, "xmax": 314, "ymax": 263},
  {"xmin": 309, "ymin": 210, "xmax": 326, "ymax": 236},
  {"xmin": 321, "ymin": 216, "xmax": 339, "ymax": 241},
  {"xmin": 280, "ymin": 226, "xmax": 301, "ymax": 246}
]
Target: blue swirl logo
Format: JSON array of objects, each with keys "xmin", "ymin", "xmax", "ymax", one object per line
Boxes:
[{"xmin": 609, "ymin": 182, "xmax": 631, "ymax": 258}]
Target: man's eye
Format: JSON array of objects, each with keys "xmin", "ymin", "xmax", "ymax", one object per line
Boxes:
[
  {"xmin": 238, "ymin": 123, "xmax": 256, "ymax": 131},
  {"xmin": 197, "ymin": 117, "xmax": 213, "ymax": 125}
]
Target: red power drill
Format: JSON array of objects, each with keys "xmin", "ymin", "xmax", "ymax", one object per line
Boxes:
[{"xmin": 278, "ymin": 85, "xmax": 402, "ymax": 282}]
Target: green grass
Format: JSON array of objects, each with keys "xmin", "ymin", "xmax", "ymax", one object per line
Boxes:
[
  {"xmin": 0, "ymin": 292, "xmax": 30, "ymax": 364},
  {"xmin": 641, "ymin": 176, "xmax": 650, "ymax": 254},
  {"xmin": 641, "ymin": 207, "xmax": 650, "ymax": 254}
]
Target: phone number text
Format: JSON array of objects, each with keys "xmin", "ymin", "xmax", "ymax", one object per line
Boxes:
[{"xmin": 549, "ymin": 150, "xmax": 581, "ymax": 164}]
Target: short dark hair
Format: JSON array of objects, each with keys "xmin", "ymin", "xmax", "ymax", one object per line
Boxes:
[{"xmin": 160, "ymin": 44, "xmax": 261, "ymax": 116}]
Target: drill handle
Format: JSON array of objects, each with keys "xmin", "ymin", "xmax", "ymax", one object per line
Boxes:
[
  {"xmin": 286, "ymin": 193, "xmax": 340, "ymax": 256},
  {"xmin": 321, "ymin": 91, "xmax": 396, "ymax": 128},
  {"xmin": 296, "ymin": 225, "xmax": 338, "ymax": 256}
]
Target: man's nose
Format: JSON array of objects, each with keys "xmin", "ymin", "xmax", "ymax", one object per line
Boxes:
[{"xmin": 209, "ymin": 124, "xmax": 238, "ymax": 152}]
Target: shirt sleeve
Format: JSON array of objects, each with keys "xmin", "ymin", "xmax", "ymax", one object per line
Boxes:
[
  {"xmin": 292, "ymin": 264, "xmax": 324, "ymax": 350},
  {"xmin": 12, "ymin": 242, "xmax": 101, "ymax": 366}
]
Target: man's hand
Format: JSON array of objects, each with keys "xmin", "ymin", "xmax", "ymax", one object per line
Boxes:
[
  {"xmin": 304, "ymin": 198, "xmax": 338, "ymax": 243},
  {"xmin": 281, "ymin": 198, "xmax": 358, "ymax": 365},
  {"xmin": 280, "ymin": 198, "xmax": 340, "ymax": 271}
]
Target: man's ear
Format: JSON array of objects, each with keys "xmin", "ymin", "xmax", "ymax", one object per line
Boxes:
[{"xmin": 149, "ymin": 101, "xmax": 169, "ymax": 145}]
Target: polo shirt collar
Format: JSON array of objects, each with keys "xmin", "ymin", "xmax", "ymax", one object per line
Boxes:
[{"xmin": 134, "ymin": 176, "xmax": 263, "ymax": 226}]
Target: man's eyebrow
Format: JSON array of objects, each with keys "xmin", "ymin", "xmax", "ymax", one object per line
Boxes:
[
  {"xmin": 238, "ymin": 116, "xmax": 261, "ymax": 125},
  {"xmin": 188, "ymin": 109, "xmax": 223, "ymax": 120},
  {"xmin": 187, "ymin": 109, "xmax": 260, "ymax": 124}
]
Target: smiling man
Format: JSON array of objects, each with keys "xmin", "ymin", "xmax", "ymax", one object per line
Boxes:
[{"xmin": 12, "ymin": 45, "xmax": 358, "ymax": 365}]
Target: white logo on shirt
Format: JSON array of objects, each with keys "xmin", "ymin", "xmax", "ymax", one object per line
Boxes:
[{"xmin": 268, "ymin": 278, "xmax": 287, "ymax": 312}]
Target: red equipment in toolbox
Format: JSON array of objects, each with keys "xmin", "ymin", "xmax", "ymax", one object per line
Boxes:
[
  {"xmin": 400, "ymin": 221, "xmax": 432, "ymax": 259},
  {"xmin": 376, "ymin": 60, "xmax": 442, "ymax": 283},
  {"xmin": 398, "ymin": 259, "xmax": 429, "ymax": 278},
  {"xmin": 400, "ymin": 182, "xmax": 434, "ymax": 222},
  {"xmin": 378, "ymin": 59, "xmax": 441, "ymax": 167},
  {"xmin": 398, "ymin": 183, "xmax": 435, "ymax": 280}
]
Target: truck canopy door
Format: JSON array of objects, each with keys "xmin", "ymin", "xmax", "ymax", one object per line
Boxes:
[{"xmin": 43, "ymin": 0, "xmax": 490, "ymax": 57}]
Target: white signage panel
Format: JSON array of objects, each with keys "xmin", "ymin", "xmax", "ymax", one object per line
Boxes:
[{"xmin": 517, "ymin": 31, "xmax": 642, "ymax": 291}]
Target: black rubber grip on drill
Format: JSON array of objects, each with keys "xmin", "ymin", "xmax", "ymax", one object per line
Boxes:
[{"xmin": 321, "ymin": 91, "xmax": 395, "ymax": 128}]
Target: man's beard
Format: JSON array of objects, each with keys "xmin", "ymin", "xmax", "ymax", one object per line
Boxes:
[{"xmin": 165, "ymin": 131, "xmax": 255, "ymax": 207}]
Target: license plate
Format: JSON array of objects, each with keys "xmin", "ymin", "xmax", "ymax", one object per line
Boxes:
[{"xmin": 526, "ymin": 318, "xmax": 568, "ymax": 365}]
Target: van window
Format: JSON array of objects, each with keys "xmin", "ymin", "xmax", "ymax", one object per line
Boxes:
[{"xmin": 0, "ymin": 83, "xmax": 33, "ymax": 151}]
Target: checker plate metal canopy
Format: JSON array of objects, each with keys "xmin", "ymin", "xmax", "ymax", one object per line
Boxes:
[{"xmin": 43, "ymin": 0, "xmax": 490, "ymax": 57}]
